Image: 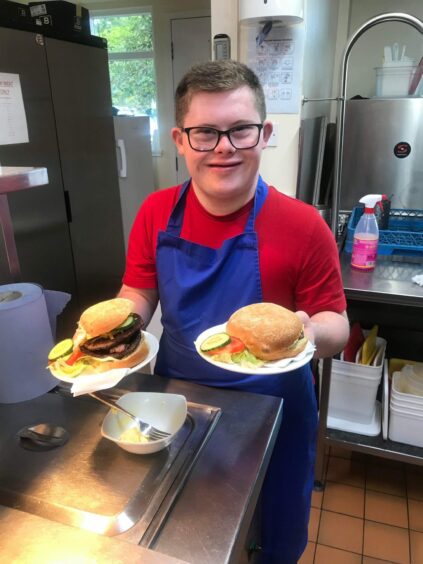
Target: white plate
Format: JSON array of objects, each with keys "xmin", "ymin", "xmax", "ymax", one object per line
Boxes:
[
  {"xmin": 49, "ymin": 331, "xmax": 159, "ymax": 384},
  {"xmin": 194, "ymin": 323, "xmax": 315, "ymax": 375}
]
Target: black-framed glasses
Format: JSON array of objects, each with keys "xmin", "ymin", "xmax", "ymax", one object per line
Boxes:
[{"xmin": 182, "ymin": 123, "xmax": 263, "ymax": 152}]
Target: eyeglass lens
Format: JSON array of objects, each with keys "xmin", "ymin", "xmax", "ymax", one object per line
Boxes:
[{"xmin": 188, "ymin": 125, "xmax": 261, "ymax": 151}]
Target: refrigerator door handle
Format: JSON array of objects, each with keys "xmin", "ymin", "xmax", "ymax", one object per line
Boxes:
[{"xmin": 116, "ymin": 139, "xmax": 127, "ymax": 178}]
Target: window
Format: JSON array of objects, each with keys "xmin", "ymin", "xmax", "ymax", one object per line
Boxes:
[{"xmin": 90, "ymin": 9, "xmax": 159, "ymax": 153}]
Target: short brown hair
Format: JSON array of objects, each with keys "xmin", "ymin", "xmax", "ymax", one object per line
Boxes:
[{"xmin": 174, "ymin": 60, "xmax": 266, "ymax": 127}]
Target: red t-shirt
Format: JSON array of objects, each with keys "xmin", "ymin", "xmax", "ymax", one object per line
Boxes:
[{"xmin": 123, "ymin": 184, "xmax": 346, "ymax": 316}]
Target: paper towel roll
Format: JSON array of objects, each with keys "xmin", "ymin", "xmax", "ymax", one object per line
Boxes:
[{"xmin": 0, "ymin": 283, "xmax": 58, "ymax": 403}]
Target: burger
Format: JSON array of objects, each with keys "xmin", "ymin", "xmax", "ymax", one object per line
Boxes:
[
  {"xmin": 199, "ymin": 303, "xmax": 308, "ymax": 367},
  {"xmin": 48, "ymin": 298, "xmax": 149, "ymax": 377}
]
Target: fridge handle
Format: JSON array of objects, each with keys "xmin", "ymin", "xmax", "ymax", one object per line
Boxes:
[{"xmin": 116, "ymin": 139, "xmax": 127, "ymax": 178}]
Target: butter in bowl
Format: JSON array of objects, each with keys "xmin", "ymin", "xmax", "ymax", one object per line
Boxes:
[{"xmin": 101, "ymin": 392, "xmax": 187, "ymax": 454}]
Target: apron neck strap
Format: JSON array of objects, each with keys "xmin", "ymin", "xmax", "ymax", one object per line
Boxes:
[{"xmin": 167, "ymin": 176, "xmax": 268, "ymax": 236}]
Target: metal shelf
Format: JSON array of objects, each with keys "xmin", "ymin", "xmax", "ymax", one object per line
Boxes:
[
  {"xmin": 314, "ymin": 11, "xmax": 423, "ymax": 488},
  {"xmin": 326, "ymin": 428, "xmax": 423, "ymax": 465},
  {"xmin": 0, "ymin": 166, "xmax": 48, "ymax": 281}
]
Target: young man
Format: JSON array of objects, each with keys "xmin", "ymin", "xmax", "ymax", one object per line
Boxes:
[{"xmin": 119, "ymin": 60, "xmax": 349, "ymax": 563}]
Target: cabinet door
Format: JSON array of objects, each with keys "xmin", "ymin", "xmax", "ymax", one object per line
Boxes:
[
  {"xmin": 0, "ymin": 26, "xmax": 77, "ymax": 296},
  {"xmin": 45, "ymin": 37, "xmax": 126, "ymax": 310}
]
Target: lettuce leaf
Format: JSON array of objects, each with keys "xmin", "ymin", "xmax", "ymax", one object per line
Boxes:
[
  {"xmin": 206, "ymin": 349, "xmax": 265, "ymax": 369},
  {"xmin": 231, "ymin": 349, "xmax": 264, "ymax": 368}
]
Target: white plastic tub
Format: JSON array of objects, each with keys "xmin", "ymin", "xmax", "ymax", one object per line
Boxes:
[
  {"xmin": 326, "ymin": 337, "xmax": 386, "ymax": 424},
  {"xmin": 375, "ymin": 66, "xmax": 416, "ymax": 97},
  {"xmin": 389, "ymin": 404, "xmax": 423, "ymax": 448},
  {"xmin": 392, "ymin": 373, "xmax": 423, "ymax": 406}
]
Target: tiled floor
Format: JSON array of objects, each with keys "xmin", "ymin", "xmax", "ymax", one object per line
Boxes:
[{"xmin": 299, "ymin": 446, "xmax": 423, "ymax": 564}]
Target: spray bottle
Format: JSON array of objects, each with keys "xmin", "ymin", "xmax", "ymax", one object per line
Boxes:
[{"xmin": 351, "ymin": 194, "xmax": 382, "ymax": 271}]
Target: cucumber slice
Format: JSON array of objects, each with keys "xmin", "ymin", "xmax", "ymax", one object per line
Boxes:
[
  {"xmin": 117, "ymin": 315, "xmax": 134, "ymax": 330},
  {"xmin": 200, "ymin": 332, "xmax": 231, "ymax": 352},
  {"xmin": 48, "ymin": 338, "xmax": 73, "ymax": 361}
]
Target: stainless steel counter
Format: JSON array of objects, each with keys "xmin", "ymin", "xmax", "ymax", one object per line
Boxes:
[
  {"xmin": 340, "ymin": 253, "xmax": 423, "ymax": 307},
  {"xmin": 0, "ymin": 373, "xmax": 283, "ymax": 564}
]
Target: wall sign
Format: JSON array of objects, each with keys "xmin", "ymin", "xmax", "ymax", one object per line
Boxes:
[
  {"xmin": 0, "ymin": 72, "xmax": 29, "ymax": 146},
  {"xmin": 244, "ymin": 23, "xmax": 305, "ymax": 114}
]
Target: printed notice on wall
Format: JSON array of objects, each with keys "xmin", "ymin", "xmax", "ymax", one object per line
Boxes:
[
  {"xmin": 244, "ymin": 24, "xmax": 305, "ymax": 114},
  {"xmin": 0, "ymin": 73, "xmax": 29, "ymax": 145}
]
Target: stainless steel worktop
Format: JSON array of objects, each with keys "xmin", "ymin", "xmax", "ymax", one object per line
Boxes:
[
  {"xmin": 0, "ymin": 373, "xmax": 283, "ymax": 564},
  {"xmin": 340, "ymin": 252, "xmax": 423, "ymax": 307}
]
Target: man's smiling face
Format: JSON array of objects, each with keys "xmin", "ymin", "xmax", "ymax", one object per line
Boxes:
[{"xmin": 172, "ymin": 86, "xmax": 272, "ymax": 214}]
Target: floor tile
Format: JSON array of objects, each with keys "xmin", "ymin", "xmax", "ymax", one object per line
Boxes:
[
  {"xmin": 308, "ymin": 507, "xmax": 320, "ymax": 543},
  {"xmin": 322, "ymin": 481, "xmax": 364, "ymax": 518},
  {"xmin": 407, "ymin": 463, "xmax": 423, "ymax": 475},
  {"xmin": 326, "ymin": 456, "xmax": 366, "ymax": 488},
  {"xmin": 363, "ymin": 521, "xmax": 410, "ymax": 563},
  {"xmin": 365, "ymin": 490, "xmax": 408, "ymax": 528},
  {"xmin": 315, "ymin": 543, "xmax": 361, "ymax": 563},
  {"xmin": 363, "ymin": 557, "xmax": 397, "ymax": 563},
  {"xmin": 409, "ymin": 498, "xmax": 423, "ymax": 532},
  {"xmin": 366, "ymin": 455, "xmax": 405, "ymax": 471},
  {"xmin": 312, "ymin": 488, "xmax": 323, "ymax": 509},
  {"xmin": 318, "ymin": 510, "xmax": 363, "ymax": 554},
  {"xmin": 298, "ymin": 541, "xmax": 315, "ymax": 564},
  {"xmin": 407, "ymin": 471, "xmax": 423, "ymax": 501},
  {"xmin": 366, "ymin": 464, "xmax": 406, "ymax": 497},
  {"xmin": 330, "ymin": 446, "xmax": 352, "ymax": 459},
  {"xmin": 410, "ymin": 530, "xmax": 423, "ymax": 564}
]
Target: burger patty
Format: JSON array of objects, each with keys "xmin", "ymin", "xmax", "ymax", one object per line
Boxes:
[{"xmin": 80, "ymin": 314, "xmax": 143, "ymax": 358}]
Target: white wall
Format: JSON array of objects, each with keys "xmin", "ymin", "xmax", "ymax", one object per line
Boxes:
[{"xmin": 214, "ymin": 0, "xmax": 342, "ymax": 196}]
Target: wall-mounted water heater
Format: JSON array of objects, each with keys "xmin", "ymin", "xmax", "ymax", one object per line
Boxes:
[{"xmin": 239, "ymin": 0, "xmax": 304, "ymax": 25}]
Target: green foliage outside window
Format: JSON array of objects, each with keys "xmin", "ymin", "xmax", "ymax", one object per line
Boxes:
[{"xmin": 91, "ymin": 13, "xmax": 157, "ymax": 117}]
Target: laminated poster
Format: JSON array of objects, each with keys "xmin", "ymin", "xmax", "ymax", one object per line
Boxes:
[
  {"xmin": 245, "ymin": 24, "xmax": 305, "ymax": 114},
  {"xmin": 0, "ymin": 72, "xmax": 29, "ymax": 146}
]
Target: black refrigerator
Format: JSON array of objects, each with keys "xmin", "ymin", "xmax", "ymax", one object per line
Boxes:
[{"xmin": 0, "ymin": 24, "xmax": 126, "ymax": 335}]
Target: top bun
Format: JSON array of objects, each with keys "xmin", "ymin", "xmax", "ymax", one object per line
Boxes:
[
  {"xmin": 79, "ymin": 298, "xmax": 134, "ymax": 338},
  {"xmin": 226, "ymin": 302, "xmax": 306, "ymax": 361}
]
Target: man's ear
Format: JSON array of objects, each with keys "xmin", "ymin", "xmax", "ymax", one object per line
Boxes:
[
  {"xmin": 262, "ymin": 120, "xmax": 273, "ymax": 146},
  {"xmin": 171, "ymin": 127, "xmax": 185, "ymax": 155}
]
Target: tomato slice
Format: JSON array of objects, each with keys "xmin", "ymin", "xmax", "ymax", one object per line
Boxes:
[
  {"xmin": 65, "ymin": 349, "xmax": 84, "ymax": 366},
  {"xmin": 207, "ymin": 336, "xmax": 245, "ymax": 356}
]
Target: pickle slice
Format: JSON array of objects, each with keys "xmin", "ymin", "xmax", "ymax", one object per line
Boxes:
[
  {"xmin": 200, "ymin": 332, "xmax": 231, "ymax": 352},
  {"xmin": 48, "ymin": 338, "xmax": 74, "ymax": 361}
]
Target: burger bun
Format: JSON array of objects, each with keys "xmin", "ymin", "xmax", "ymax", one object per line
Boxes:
[
  {"xmin": 79, "ymin": 298, "xmax": 134, "ymax": 339},
  {"xmin": 226, "ymin": 302, "xmax": 308, "ymax": 361},
  {"xmin": 50, "ymin": 334, "xmax": 149, "ymax": 379}
]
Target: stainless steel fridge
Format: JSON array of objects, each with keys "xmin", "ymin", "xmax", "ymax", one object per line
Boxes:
[{"xmin": 0, "ymin": 25, "xmax": 126, "ymax": 334}]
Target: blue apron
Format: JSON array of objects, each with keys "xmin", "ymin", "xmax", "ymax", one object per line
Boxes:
[{"xmin": 155, "ymin": 178, "xmax": 318, "ymax": 563}]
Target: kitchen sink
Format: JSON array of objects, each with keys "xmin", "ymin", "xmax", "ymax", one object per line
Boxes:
[{"xmin": 0, "ymin": 387, "xmax": 221, "ymax": 546}]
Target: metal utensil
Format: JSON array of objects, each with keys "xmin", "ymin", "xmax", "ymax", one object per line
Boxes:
[
  {"xmin": 17, "ymin": 423, "xmax": 69, "ymax": 449},
  {"xmin": 90, "ymin": 391, "xmax": 171, "ymax": 441}
]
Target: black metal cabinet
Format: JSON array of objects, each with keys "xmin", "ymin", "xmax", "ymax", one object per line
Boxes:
[{"xmin": 0, "ymin": 26, "xmax": 125, "ymax": 331}]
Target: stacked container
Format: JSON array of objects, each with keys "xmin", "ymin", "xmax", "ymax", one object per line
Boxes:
[
  {"xmin": 389, "ymin": 365, "xmax": 423, "ymax": 447},
  {"xmin": 322, "ymin": 337, "xmax": 387, "ymax": 428}
]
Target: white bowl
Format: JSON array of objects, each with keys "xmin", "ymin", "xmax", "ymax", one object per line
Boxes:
[{"xmin": 101, "ymin": 392, "xmax": 187, "ymax": 454}]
